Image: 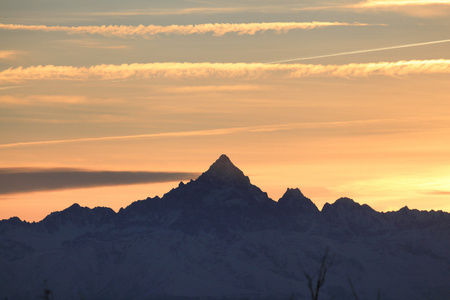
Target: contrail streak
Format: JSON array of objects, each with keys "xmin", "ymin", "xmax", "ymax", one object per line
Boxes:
[
  {"xmin": 0, "ymin": 118, "xmax": 435, "ymax": 149},
  {"xmin": 268, "ymin": 39, "xmax": 450, "ymax": 63},
  {"xmin": 0, "ymin": 125, "xmax": 294, "ymax": 149}
]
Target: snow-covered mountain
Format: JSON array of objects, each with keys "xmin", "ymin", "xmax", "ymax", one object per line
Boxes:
[{"xmin": 1, "ymin": 155, "xmax": 449, "ymax": 299}]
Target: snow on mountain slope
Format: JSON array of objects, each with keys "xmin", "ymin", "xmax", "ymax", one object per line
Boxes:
[{"xmin": 1, "ymin": 155, "xmax": 449, "ymax": 299}]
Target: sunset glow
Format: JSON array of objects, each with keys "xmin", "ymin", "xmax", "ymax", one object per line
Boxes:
[{"xmin": 1, "ymin": 0, "xmax": 449, "ymax": 221}]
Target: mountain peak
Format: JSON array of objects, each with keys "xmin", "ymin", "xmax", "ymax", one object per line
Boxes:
[
  {"xmin": 278, "ymin": 188, "xmax": 318, "ymax": 214},
  {"xmin": 322, "ymin": 197, "xmax": 362, "ymax": 211},
  {"xmin": 334, "ymin": 197, "xmax": 357, "ymax": 206},
  {"xmin": 216, "ymin": 154, "xmax": 232, "ymax": 164},
  {"xmin": 282, "ymin": 188, "xmax": 305, "ymax": 198},
  {"xmin": 197, "ymin": 154, "xmax": 250, "ymax": 185},
  {"xmin": 322, "ymin": 197, "xmax": 378, "ymax": 221},
  {"xmin": 209, "ymin": 154, "xmax": 238, "ymax": 172},
  {"xmin": 162, "ymin": 155, "xmax": 274, "ymax": 208}
]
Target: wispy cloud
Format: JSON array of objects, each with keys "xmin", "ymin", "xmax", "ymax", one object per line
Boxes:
[
  {"xmin": 285, "ymin": 0, "xmax": 450, "ymax": 16},
  {"xmin": 1, "ymin": 60, "xmax": 449, "ymax": 83},
  {"xmin": 0, "ymin": 50, "xmax": 23, "ymax": 61},
  {"xmin": 90, "ymin": 7, "xmax": 264, "ymax": 16},
  {"xmin": 0, "ymin": 168, "xmax": 199, "ymax": 195},
  {"xmin": 0, "ymin": 22, "xmax": 372, "ymax": 38},
  {"xmin": 0, "ymin": 117, "xmax": 446, "ymax": 149},
  {"xmin": 160, "ymin": 85, "xmax": 262, "ymax": 94},
  {"xmin": 353, "ymin": 0, "xmax": 450, "ymax": 16},
  {"xmin": 355, "ymin": 0, "xmax": 450, "ymax": 8},
  {"xmin": 62, "ymin": 39, "xmax": 129, "ymax": 49},
  {"xmin": 0, "ymin": 85, "xmax": 22, "ymax": 91},
  {"xmin": 89, "ymin": 6, "xmax": 341, "ymax": 16},
  {"xmin": 0, "ymin": 124, "xmax": 299, "ymax": 148},
  {"xmin": 424, "ymin": 190, "xmax": 450, "ymax": 195},
  {"xmin": 0, "ymin": 94, "xmax": 120, "ymax": 105}
]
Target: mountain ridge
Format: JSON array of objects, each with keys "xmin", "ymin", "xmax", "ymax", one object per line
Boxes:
[
  {"xmin": 1, "ymin": 154, "xmax": 449, "ymax": 300},
  {"xmin": 5, "ymin": 154, "xmax": 447, "ymax": 224}
]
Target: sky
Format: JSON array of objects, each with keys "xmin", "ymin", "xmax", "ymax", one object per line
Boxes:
[{"xmin": 1, "ymin": 0, "xmax": 450, "ymax": 221}]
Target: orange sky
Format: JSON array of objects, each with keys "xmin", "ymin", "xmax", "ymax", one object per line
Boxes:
[{"xmin": 1, "ymin": 0, "xmax": 449, "ymax": 221}]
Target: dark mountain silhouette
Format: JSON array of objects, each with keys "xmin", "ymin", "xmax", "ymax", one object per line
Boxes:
[
  {"xmin": 162, "ymin": 154, "xmax": 274, "ymax": 209},
  {"xmin": 1, "ymin": 155, "xmax": 449, "ymax": 300},
  {"xmin": 278, "ymin": 187, "xmax": 319, "ymax": 214}
]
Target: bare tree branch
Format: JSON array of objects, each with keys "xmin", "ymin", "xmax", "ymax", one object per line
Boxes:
[
  {"xmin": 304, "ymin": 247, "xmax": 335, "ymax": 300},
  {"xmin": 347, "ymin": 275, "xmax": 360, "ymax": 300}
]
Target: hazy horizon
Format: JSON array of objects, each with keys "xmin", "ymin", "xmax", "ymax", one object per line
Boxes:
[{"xmin": 1, "ymin": 154, "xmax": 449, "ymax": 222}]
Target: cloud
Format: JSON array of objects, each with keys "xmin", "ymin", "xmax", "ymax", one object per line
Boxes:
[
  {"xmin": 0, "ymin": 50, "xmax": 23, "ymax": 61},
  {"xmin": 0, "ymin": 168, "xmax": 199, "ymax": 195},
  {"xmin": 423, "ymin": 190, "xmax": 450, "ymax": 195},
  {"xmin": 0, "ymin": 117, "xmax": 446, "ymax": 149},
  {"xmin": 62, "ymin": 39, "xmax": 129, "ymax": 49},
  {"xmin": 355, "ymin": 0, "xmax": 450, "ymax": 8},
  {"xmin": 0, "ymin": 22, "xmax": 372, "ymax": 38},
  {"xmin": 353, "ymin": 0, "xmax": 450, "ymax": 16},
  {"xmin": 159, "ymin": 85, "xmax": 263, "ymax": 94},
  {"xmin": 0, "ymin": 85, "xmax": 22, "ymax": 91},
  {"xmin": 90, "ymin": 7, "xmax": 269, "ymax": 16},
  {"xmin": 23, "ymin": 95, "xmax": 88, "ymax": 104},
  {"xmin": 0, "ymin": 124, "xmax": 298, "ymax": 148},
  {"xmin": 0, "ymin": 60, "xmax": 449, "ymax": 83},
  {"xmin": 0, "ymin": 94, "xmax": 120, "ymax": 105},
  {"xmin": 289, "ymin": 0, "xmax": 450, "ymax": 16}
]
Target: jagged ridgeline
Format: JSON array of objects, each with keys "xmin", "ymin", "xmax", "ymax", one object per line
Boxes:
[{"xmin": 1, "ymin": 155, "xmax": 449, "ymax": 300}]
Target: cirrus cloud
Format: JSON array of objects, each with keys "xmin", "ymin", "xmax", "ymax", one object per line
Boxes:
[
  {"xmin": 0, "ymin": 60, "xmax": 449, "ymax": 83},
  {"xmin": 356, "ymin": 0, "xmax": 450, "ymax": 8},
  {"xmin": 0, "ymin": 21, "xmax": 372, "ymax": 38},
  {"xmin": 0, "ymin": 50, "xmax": 24, "ymax": 61},
  {"xmin": 353, "ymin": 0, "xmax": 450, "ymax": 16}
]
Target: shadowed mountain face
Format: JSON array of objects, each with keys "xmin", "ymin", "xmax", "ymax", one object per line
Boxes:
[
  {"xmin": 198, "ymin": 154, "xmax": 250, "ymax": 185},
  {"xmin": 278, "ymin": 188, "xmax": 319, "ymax": 214},
  {"xmin": 162, "ymin": 154, "xmax": 274, "ymax": 209},
  {"xmin": 1, "ymin": 155, "xmax": 449, "ymax": 300}
]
